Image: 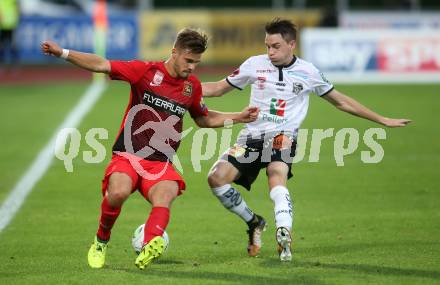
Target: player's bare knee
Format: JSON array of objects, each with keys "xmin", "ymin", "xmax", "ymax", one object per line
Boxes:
[
  {"xmin": 148, "ymin": 181, "xmax": 179, "ymax": 207},
  {"xmin": 267, "ymin": 169, "xmax": 288, "ymax": 188},
  {"xmin": 208, "ymin": 161, "xmax": 236, "ymax": 188},
  {"xmin": 207, "ymin": 169, "xmax": 225, "ymax": 188},
  {"xmin": 160, "ymin": 192, "xmax": 177, "ymax": 207},
  {"xmin": 107, "ymin": 173, "xmax": 132, "ymax": 205},
  {"xmin": 267, "ymin": 163, "xmax": 288, "ymax": 177},
  {"xmin": 107, "ymin": 187, "xmax": 130, "ymax": 205}
]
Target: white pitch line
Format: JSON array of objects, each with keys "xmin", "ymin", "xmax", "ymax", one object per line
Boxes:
[{"xmin": 0, "ymin": 80, "xmax": 107, "ymax": 232}]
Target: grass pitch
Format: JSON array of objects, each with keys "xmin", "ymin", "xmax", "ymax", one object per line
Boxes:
[{"xmin": 0, "ymin": 79, "xmax": 439, "ymax": 285}]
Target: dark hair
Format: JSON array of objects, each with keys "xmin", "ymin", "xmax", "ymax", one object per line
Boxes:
[
  {"xmin": 265, "ymin": 18, "xmax": 297, "ymax": 42},
  {"xmin": 174, "ymin": 28, "xmax": 208, "ymax": 54}
]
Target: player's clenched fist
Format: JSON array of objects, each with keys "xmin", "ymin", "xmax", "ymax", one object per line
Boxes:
[
  {"xmin": 239, "ymin": 106, "xmax": 260, "ymax": 123},
  {"xmin": 41, "ymin": 41, "xmax": 62, "ymax": 57}
]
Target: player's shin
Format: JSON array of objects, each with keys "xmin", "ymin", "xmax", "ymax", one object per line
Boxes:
[
  {"xmin": 143, "ymin": 207, "xmax": 170, "ymax": 245},
  {"xmin": 270, "ymin": 185, "xmax": 293, "ymax": 261},
  {"xmin": 96, "ymin": 196, "xmax": 122, "ymax": 242},
  {"xmin": 211, "ymin": 184, "xmax": 254, "ymax": 222},
  {"xmin": 269, "ymin": 185, "xmax": 293, "ymax": 230},
  {"xmin": 134, "ymin": 207, "xmax": 170, "ymax": 269}
]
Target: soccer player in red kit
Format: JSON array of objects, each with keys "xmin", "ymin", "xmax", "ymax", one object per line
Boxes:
[{"xmin": 41, "ymin": 28, "xmax": 259, "ymax": 269}]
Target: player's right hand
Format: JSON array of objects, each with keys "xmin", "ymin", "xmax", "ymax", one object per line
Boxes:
[
  {"xmin": 239, "ymin": 106, "xmax": 260, "ymax": 123},
  {"xmin": 41, "ymin": 40, "xmax": 63, "ymax": 57}
]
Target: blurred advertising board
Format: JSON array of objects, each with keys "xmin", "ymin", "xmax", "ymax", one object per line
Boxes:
[
  {"xmin": 139, "ymin": 10, "xmax": 321, "ymax": 64},
  {"xmin": 16, "ymin": 14, "xmax": 138, "ymax": 62},
  {"xmin": 340, "ymin": 12, "xmax": 440, "ymax": 30},
  {"xmin": 301, "ymin": 28, "xmax": 440, "ymax": 83}
]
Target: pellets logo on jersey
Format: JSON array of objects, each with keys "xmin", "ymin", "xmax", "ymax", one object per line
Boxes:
[
  {"xmin": 270, "ymin": 98, "xmax": 286, "ymax": 117},
  {"xmin": 182, "ymin": 81, "xmax": 192, "ymax": 97}
]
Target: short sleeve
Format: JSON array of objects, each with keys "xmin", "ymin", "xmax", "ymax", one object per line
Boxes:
[
  {"xmin": 310, "ymin": 64, "xmax": 334, "ymax": 96},
  {"xmin": 189, "ymin": 80, "xmax": 209, "ymax": 118},
  {"xmin": 109, "ymin": 60, "xmax": 148, "ymax": 84},
  {"xmin": 226, "ymin": 57, "xmax": 255, "ymax": 90}
]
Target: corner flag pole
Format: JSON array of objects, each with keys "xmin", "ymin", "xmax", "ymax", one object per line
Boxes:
[{"xmin": 93, "ymin": 0, "xmax": 108, "ymax": 81}]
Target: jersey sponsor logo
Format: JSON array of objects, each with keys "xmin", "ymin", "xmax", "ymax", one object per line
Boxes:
[
  {"xmin": 229, "ymin": 68, "xmax": 240, "ymax": 77},
  {"xmin": 292, "ymin": 82, "xmax": 304, "ymax": 95},
  {"xmin": 256, "ymin": 69, "xmax": 277, "ymax": 73},
  {"xmin": 182, "ymin": 81, "xmax": 193, "ymax": 97},
  {"xmin": 143, "ymin": 91, "xmax": 186, "ymax": 117},
  {"xmin": 270, "ymin": 98, "xmax": 286, "ymax": 116},
  {"xmin": 150, "ymin": 70, "xmax": 164, "ymax": 86},
  {"xmin": 261, "ymin": 112, "xmax": 288, "ymax": 124},
  {"xmin": 257, "ymin": 76, "xmax": 266, "ymax": 90}
]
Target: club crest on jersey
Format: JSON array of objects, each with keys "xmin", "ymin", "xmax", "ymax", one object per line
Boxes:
[
  {"xmin": 270, "ymin": 98, "xmax": 286, "ymax": 117},
  {"xmin": 150, "ymin": 70, "xmax": 164, "ymax": 86},
  {"xmin": 292, "ymin": 82, "xmax": 303, "ymax": 95},
  {"xmin": 182, "ymin": 81, "xmax": 193, "ymax": 97}
]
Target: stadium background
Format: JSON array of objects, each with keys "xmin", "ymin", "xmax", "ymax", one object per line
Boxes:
[{"xmin": 0, "ymin": 1, "xmax": 439, "ymax": 284}]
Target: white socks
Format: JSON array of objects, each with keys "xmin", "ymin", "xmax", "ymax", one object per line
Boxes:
[
  {"xmin": 211, "ymin": 184, "xmax": 254, "ymax": 222},
  {"xmin": 211, "ymin": 184, "xmax": 293, "ymax": 229},
  {"xmin": 270, "ymin": 185, "xmax": 293, "ymax": 230}
]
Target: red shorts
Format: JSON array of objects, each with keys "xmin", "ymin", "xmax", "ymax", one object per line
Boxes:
[{"xmin": 101, "ymin": 152, "xmax": 186, "ymax": 199}]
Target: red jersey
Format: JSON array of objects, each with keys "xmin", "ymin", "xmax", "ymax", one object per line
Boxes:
[{"xmin": 109, "ymin": 60, "xmax": 208, "ymax": 162}]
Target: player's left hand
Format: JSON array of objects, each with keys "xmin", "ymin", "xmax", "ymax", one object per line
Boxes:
[
  {"xmin": 382, "ymin": 118, "xmax": 412, "ymax": 127},
  {"xmin": 239, "ymin": 106, "xmax": 260, "ymax": 123}
]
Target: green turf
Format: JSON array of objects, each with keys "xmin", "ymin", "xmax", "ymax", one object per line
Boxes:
[
  {"xmin": 0, "ymin": 80, "xmax": 439, "ymax": 285},
  {"xmin": 0, "ymin": 83, "xmax": 88, "ymax": 202}
]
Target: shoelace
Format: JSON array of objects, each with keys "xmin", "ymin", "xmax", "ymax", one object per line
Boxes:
[{"xmin": 95, "ymin": 243, "xmax": 106, "ymax": 253}]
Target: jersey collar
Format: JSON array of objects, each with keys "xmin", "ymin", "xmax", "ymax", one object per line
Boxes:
[{"xmin": 274, "ymin": 56, "xmax": 297, "ymax": 69}]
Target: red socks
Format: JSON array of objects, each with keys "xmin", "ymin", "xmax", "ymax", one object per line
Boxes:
[
  {"xmin": 96, "ymin": 196, "xmax": 121, "ymax": 242},
  {"xmin": 143, "ymin": 207, "xmax": 170, "ymax": 244},
  {"xmin": 96, "ymin": 199, "xmax": 169, "ymax": 245}
]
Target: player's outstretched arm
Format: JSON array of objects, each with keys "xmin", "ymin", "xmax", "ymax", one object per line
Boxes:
[
  {"xmin": 194, "ymin": 106, "xmax": 259, "ymax": 128},
  {"xmin": 40, "ymin": 40, "xmax": 111, "ymax": 74},
  {"xmin": 202, "ymin": 79, "xmax": 235, "ymax": 97},
  {"xmin": 322, "ymin": 89, "xmax": 411, "ymax": 127}
]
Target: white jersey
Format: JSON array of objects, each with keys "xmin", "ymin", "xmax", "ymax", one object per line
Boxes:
[{"xmin": 227, "ymin": 54, "xmax": 333, "ymax": 141}]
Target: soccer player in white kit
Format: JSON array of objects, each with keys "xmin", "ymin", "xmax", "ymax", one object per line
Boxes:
[{"xmin": 202, "ymin": 18, "xmax": 411, "ymax": 262}]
